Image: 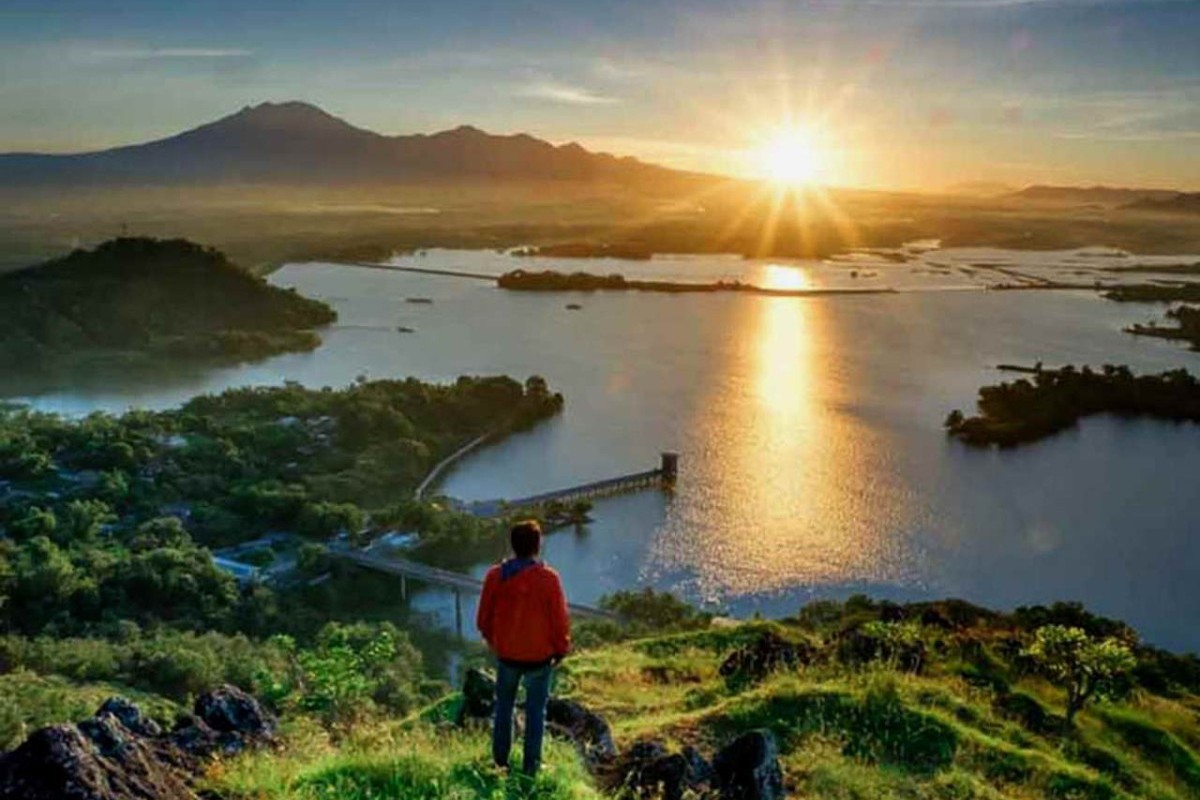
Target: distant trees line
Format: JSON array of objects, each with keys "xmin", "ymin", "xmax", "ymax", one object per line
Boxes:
[{"xmin": 945, "ymin": 365, "xmax": 1200, "ymax": 446}]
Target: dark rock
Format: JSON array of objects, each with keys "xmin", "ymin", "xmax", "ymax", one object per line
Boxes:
[
  {"xmin": 194, "ymin": 685, "xmax": 275, "ymax": 739},
  {"xmin": 879, "ymin": 602, "xmax": 906, "ymax": 622},
  {"xmin": 0, "ymin": 691, "xmax": 274, "ymax": 800},
  {"xmin": 713, "ymin": 729, "xmax": 784, "ymax": 800},
  {"xmin": 97, "ymin": 697, "xmax": 162, "ymax": 738},
  {"xmin": 920, "ymin": 607, "xmax": 955, "ymax": 630},
  {"xmin": 619, "ymin": 741, "xmax": 688, "ymax": 800},
  {"xmin": 546, "ymin": 697, "xmax": 617, "ymax": 766},
  {"xmin": 0, "ymin": 722, "xmax": 200, "ymax": 800},
  {"xmin": 682, "ymin": 745, "xmax": 714, "ymax": 785},
  {"xmin": 719, "ymin": 631, "xmax": 814, "ymax": 685},
  {"xmin": 456, "ymin": 667, "xmax": 496, "ymax": 725}
]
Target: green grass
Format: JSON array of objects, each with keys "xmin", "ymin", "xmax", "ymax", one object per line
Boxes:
[
  {"xmin": 209, "ymin": 720, "xmax": 601, "ymax": 799},
  {"xmin": 11, "ymin": 613, "xmax": 1190, "ymax": 800},
  {"xmin": 0, "ymin": 668, "xmax": 182, "ymax": 749}
]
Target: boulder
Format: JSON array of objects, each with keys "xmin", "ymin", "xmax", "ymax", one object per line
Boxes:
[
  {"xmin": 456, "ymin": 667, "xmax": 496, "ymax": 724},
  {"xmin": 617, "ymin": 740, "xmax": 714, "ymax": 800},
  {"xmin": 0, "ymin": 722, "xmax": 200, "ymax": 800},
  {"xmin": 712, "ymin": 729, "xmax": 784, "ymax": 800},
  {"xmin": 719, "ymin": 631, "xmax": 814, "ymax": 685},
  {"xmin": 194, "ymin": 685, "xmax": 275, "ymax": 739},
  {"xmin": 0, "ymin": 689, "xmax": 275, "ymax": 800},
  {"xmin": 97, "ymin": 697, "xmax": 163, "ymax": 738},
  {"xmin": 546, "ymin": 697, "xmax": 617, "ymax": 767}
]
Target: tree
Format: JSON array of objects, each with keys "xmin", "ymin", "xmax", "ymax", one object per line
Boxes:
[
  {"xmin": 1025, "ymin": 625, "xmax": 1136, "ymax": 726},
  {"xmin": 56, "ymin": 499, "xmax": 116, "ymax": 545}
]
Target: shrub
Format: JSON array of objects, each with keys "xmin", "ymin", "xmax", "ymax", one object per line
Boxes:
[{"xmin": 1024, "ymin": 626, "xmax": 1135, "ymax": 725}]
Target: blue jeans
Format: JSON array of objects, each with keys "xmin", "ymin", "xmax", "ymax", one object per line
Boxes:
[{"xmin": 493, "ymin": 660, "xmax": 552, "ymax": 775}]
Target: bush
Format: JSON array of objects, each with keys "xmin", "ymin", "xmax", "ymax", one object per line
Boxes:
[{"xmin": 1024, "ymin": 626, "xmax": 1135, "ymax": 725}]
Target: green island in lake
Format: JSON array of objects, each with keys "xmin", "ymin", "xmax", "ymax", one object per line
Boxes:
[
  {"xmin": 946, "ymin": 365, "xmax": 1200, "ymax": 447},
  {"xmin": 0, "ymin": 238, "xmax": 336, "ymax": 382},
  {"xmin": 497, "ymin": 268, "xmax": 894, "ymax": 296}
]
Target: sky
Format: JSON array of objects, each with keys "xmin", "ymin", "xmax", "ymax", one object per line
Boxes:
[{"xmin": 1, "ymin": 0, "xmax": 1198, "ymax": 191}]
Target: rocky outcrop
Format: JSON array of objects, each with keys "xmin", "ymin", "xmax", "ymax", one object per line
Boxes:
[
  {"xmin": 546, "ymin": 697, "xmax": 618, "ymax": 767},
  {"xmin": 719, "ymin": 631, "xmax": 815, "ymax": 685},
  {"xmin": 0, "ymin": 686, "xmax": 276, "ymax": 800},
  {"xmin": 616, "ymin": 739, "xmax": 714, "ymax": 800},
  {"xmin": 712, "ymin": 729, "xmax": 785, "ymax": 800},
  {"xmin": 456, "ymin": 667, "xmax": 496, "ymax": 725}
]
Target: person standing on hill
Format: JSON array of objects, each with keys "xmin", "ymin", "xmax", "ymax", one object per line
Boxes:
[{"xmin": 476, "ymin": 520, "xmax": 571, "ymax": 776}]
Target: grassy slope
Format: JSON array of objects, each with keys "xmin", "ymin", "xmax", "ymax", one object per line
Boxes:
[
  {"xmin": 207, "ymin": 620, "xmax": 1200, "ymax": 800},
  {"xmin": 0, "ymin": 670, "xmax": 182, "ymax": 750}
]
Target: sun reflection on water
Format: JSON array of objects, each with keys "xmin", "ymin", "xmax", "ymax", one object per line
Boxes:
[
  {"xmin": 649, "ymin": 295, "xmax": 924, "ymax": 606},
  {"xmin": 759, "ymin": 263, "xmax": 812, "ymax": 292}
]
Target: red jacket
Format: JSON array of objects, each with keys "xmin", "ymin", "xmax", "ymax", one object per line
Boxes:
[{"xmin": 476, "ymin": 558, "xmax": 570, "ymax": 664}]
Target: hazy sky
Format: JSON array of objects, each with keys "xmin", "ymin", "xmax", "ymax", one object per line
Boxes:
[{"xmin": 2, "ymin": 0, "xmax": 1197, "ymax": 190}]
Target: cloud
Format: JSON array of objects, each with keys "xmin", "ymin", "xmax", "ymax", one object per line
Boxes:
[
  {"xmin": 87, "ymin": 47, "xmax": 253, "ymax": 60},
  {"xmin": 517, "ymin": 82, "xmax": 618, "ymax": 105}
]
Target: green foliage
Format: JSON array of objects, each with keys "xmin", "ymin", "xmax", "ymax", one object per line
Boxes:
[
  {"xmin": 0, "ymin": 628, "xmax": 288, "ymax": 702},
  {"xmin": 1024, "ymin": 626, "xmax": 1136, "ymax": 725},
  {"xmin": 259, "ymin": 623, "xmax": 423, "ymax": 729},
  {"xmin": 715, "ymin": 682, "xmax": 959, "ymax": 774},
  {"xmin": 0, "ymin": 375, "xmax": 563, "ymax": 637},
  {"xmin": 595, "ymin": 588, "xmax": 713, "ymax": 637},
  {"xmin": 0, "ymin": 237, "xmax": 337, "ymax": 376},
  {"xmin": 1100, "ymin": 708, "xmax": 1200, "ymax": 793},
  {"xmin": 947, "ymin": 365, "xmax": 1200, "ymax": 447}
]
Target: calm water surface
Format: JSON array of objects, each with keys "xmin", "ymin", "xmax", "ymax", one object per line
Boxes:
[{"xmin": 20, "ymin": 249, "xmax": 1200, "ymax": 650}]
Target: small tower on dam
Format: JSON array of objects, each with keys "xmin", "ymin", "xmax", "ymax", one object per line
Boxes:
[{"xmin": 660, "ymin": 451, "xmax": 679, "ymax": 485}]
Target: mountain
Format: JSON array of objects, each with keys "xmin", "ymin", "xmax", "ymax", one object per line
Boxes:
[
  {"xmin": 0, "ymin": 101, "xmax": 672, "ymax": 186},
  {"xmin": 1008, "ymin": 184, "xmax": 1182, "ymax": 206},
  {"xmin": 0, "ymin": 237, "xmax": 335, "ymax": 378},
  {"xmin": 1123, "ymin": 192, "xmax": 1200, "ymax": 215}
]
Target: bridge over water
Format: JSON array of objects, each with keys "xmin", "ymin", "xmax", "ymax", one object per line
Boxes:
[
  {"xmin": 328, "ymin": 453, "xmax": 679, "ymax": 636},
  {"xmin": 328, "ymin": 547, "xmax": 618, "ymax": 636}
]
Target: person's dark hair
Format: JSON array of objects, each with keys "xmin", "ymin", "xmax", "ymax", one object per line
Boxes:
[{"xmin": 510, "ymin": 520, "xmax": 542, "ymax": 559}]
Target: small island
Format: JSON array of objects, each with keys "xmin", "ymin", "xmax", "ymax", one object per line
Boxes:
[
  {"xmin": 497, "ymin": 268, "xmax": 894, "ymax": 297},
  {"xmin": 945, "ymin": 364, "xmax": 1200, "ymax": 447},
  {"xmin": 0, "ymin": 237, "xmax": 336, "ymax": 381},
  {"xmin": 1101, "ymin": 283, "xmax": 1200, "ymax": 303},
  {"xmin": 1127, "ymin": 305, "xmax": 1200, "ymax": 350}
]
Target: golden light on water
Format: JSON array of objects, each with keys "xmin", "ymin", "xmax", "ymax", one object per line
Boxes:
[
  {"xmin": 651, "ymin": 296, "xmax": 925, "ymax": 603},
  {"xmin": 759, "ymin": 263, "xmax": 812, "ymax": 292}
]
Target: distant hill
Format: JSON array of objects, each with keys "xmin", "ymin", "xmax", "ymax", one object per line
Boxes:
[
  {"xmin": 1123, "ymin": 192, "xmax": 1200, "ymax": 215},
  {"xmin": 0, "ymin": 237, "xmax": 336, "ymax": 378},
  {"xmin": 0, "ymin": 101, "xmax": 677, "ymax": 187},
  {"xmin": 1009, "ymin": 185, "xmax": 1182, "ymax": 206}
]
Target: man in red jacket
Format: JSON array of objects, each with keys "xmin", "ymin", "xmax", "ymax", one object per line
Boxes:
[{"xmin": 476, "ymin": 520, "xmax": 570, "ymax": 776}]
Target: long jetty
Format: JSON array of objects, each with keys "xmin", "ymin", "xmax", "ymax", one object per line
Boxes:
[
  {"xmin": 328, "ymin": 548, "xmax": 617, "ymax": 636},
  {"xmin": 340, "ymin": 261, "xmax": 497, "ymax": 281},
  {"xmin": 464, "ymin": 452, "xmax": 679, "ymax": 517}
]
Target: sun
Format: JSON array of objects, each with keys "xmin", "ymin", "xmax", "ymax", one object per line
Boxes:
[{"xmin": 754, "ymin": 126, "xmax": 826, "ymax": 186}]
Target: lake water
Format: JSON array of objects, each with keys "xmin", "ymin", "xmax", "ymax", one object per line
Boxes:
[{"xmin": 19, "ymin": 248, "xmax": 1200, "ymax": 651}]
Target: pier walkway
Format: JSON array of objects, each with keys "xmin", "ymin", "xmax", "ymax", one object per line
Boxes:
[
  {"xmin": 464, "ymin": 452, "xmax": 678, "ymax": 517},
  {"xmin": 340, "ymin": 261, "xmax": 497, "ymax": 281}
]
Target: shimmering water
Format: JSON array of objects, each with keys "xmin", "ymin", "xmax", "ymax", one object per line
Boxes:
[{"xmin": 20, "ymin": 248, "xmax": 1200, "ymax": 650}]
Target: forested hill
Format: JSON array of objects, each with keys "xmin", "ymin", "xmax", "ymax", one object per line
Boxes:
[{"xmin": 0, "ymin": 237, "xmax": 335, "ymax": 376}]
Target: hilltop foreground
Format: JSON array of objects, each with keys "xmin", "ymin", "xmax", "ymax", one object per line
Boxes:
[{"xmin": 4, "ymin": 596, "xmax": 1200, "ymax": 799}]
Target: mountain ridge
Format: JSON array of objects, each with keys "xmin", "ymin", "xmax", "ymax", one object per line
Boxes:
[{"xmin": 0, "ymin": 101, "xmax": 675, "ymax": 186}]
